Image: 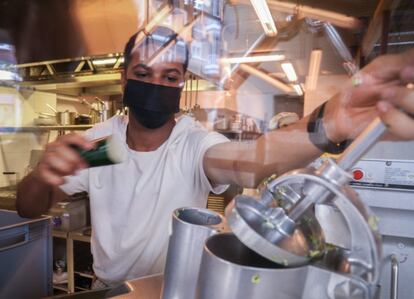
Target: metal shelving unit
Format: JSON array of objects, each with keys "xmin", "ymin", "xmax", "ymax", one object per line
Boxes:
[
  {"xmin": 52, "ymin": 227, "xmax": 92, "ymax": 294},
  {"xmin": 0, "ymin": 125, "xmax": 93, "ymax": 133}
]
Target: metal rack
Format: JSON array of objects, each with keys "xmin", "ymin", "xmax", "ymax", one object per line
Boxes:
[
  {"xmin": 52, "ymin": 227, "xmax": 92, "ymax": 294},
  {"xmin": 0, "ymin": 125, "xmax": 94, "ymax": 133}
]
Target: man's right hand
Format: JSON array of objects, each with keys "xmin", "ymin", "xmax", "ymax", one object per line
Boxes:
[{"xmin": 34, "ymin": 134, "xmax": 94, "ymax": 186}]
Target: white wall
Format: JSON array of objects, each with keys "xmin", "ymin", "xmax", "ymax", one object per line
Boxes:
[{"xmin": 0, "ymin": 87, "xmax": 56, "ymax": 187}]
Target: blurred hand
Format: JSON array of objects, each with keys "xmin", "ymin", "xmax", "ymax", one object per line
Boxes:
[
  {"xmin": 377, "ymin": 85, "xmax": 414, "ymax": 140},
  {"xmin": 33, "ymin": 134, "xmax": 94, "ymax": 186},
  {"xmin": 323, "ymin": 48, "xmax": 414, "ymax": 142}
]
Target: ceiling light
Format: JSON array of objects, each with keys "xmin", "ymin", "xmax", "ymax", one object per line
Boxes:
[
  {"xmin": 293, "ymin": 84, "xmax": 303, "ymax": 96},
  {"xmin": 281, "ymin": 62, "xmax": 297, "ymax": 82},
  {"xmin": 221, "ymin": 54, "xmax": 285, "ymax": 64},
  {"xmin": 92, "ymin": 57, "xmax": 123, "ymax": 66},
  {"xmin": 306, "ymin": 49, "xmax": 323, "ymax": 91},
  {"xmin": 240, "ymin": 64, "xmax": 293, "ymax": 93},
  {"xmin": 249, "ymin": 0, "xmax": 278, "ymax": 36}
]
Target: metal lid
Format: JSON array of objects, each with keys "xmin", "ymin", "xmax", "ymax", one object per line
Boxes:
[{"xmin": 226, "ymin": 195, "xmax": 324, "ymax": 267}]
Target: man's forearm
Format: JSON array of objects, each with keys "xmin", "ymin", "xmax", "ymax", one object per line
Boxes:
[
  {"xmin": 16, "ymin": 171, "xmax": 65, "ymax": 218},
  {"xmin": 205, "ymin": 115, "xmax": 322, "ymax": 188}
]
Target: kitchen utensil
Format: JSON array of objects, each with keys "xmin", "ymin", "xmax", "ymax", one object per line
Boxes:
[
  {"xmin": 34, "ymin": 114, "xmax": 56, "ymax": 126},
  {"xmin": 162, "ymin": 207, "xmax": 226, "ymax": 299},
  {"xmin": 75, "ymin": 114, "xmax": 92, "ymax": 125},
  {"xmin": 70, "ymin": 134, "xmax": 127, "ymax": 168},
  {"xmin": 226, "ymin": 118, "xmax": 385, "ymax": 267},
  {"xmin": 196, "ymin": 232, "xmax": 376, "ymax": 299},
  {"xmin": 214, "ymin": 116, "xmax": 229, "ymax": 130},
  {"xmin": 56, "ymin": 110, "xmax": 76, "ymax": 125},
  {"xmin": 90, "ymin": 97, "xmax": 110, "ymax": 123}
]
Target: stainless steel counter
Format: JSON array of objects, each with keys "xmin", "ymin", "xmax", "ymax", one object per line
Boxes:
[
  {"xmin": 49, "ymin": 274, "xmax": 163, "ymax": 299},
  {"xmin": 113, "ymin": 274, "xmax": 162, "ymax": 299}
]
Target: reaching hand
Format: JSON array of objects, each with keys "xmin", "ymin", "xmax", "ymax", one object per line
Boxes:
[
  {"xmin": 323, "ymin": 48, "xmax": 414, "ymax": 142},
  {"xmin": 34, "ymin": 134, "xmax": 94, "ymax": 186}
]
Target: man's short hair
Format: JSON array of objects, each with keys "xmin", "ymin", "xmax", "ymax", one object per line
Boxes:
[{"xmin": 123, "ymin": 26, "xmax": 189, "ymax": 72}]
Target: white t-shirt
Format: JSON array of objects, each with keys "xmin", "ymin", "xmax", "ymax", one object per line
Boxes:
[{"xmin": 59, "ymin": 115, "xmax": 229, "ymax": 285}]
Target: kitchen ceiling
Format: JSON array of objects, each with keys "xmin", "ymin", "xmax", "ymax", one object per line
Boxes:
[{"xmin": 1, "ymin": 0, "xmax": 412, "ymax": 96}]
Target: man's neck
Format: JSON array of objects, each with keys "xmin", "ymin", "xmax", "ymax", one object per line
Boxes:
[{"xmin": 126, "ymin": 116, "xmax": 176, "ymax": 152}]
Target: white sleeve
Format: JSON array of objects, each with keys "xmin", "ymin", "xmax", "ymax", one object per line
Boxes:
[
  {"xmin": 194, "ymin": 131, "xmax": 230, "ymax": 194},
  {"xmin": 59, "ymin": 169, "xmax": 89, "ymax": 195}
]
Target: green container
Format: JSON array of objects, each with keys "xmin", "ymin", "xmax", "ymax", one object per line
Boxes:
[{"xmin": 73, "ymin": 134, "xmax": 126, "ymax": 168}]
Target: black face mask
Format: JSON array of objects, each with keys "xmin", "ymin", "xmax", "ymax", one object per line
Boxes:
[{"xmin": 123, "ymin": 79, "xmax": 182, "ymax": 129}]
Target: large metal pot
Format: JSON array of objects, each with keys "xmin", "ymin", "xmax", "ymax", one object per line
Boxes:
[
  {"xmin": 196, "ymin": 233, "xmax": 375, "ymax": 299},
  {"xmin": 162, "ymin": 207, "xmax": 226, "ymax": 299}
]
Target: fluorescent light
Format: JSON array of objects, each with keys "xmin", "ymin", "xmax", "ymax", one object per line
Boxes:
[
  {"xmin": 263, "ymin": 0, "xmax": 361, "ymax": 29},
  {"xmin": 221, "ymin": 54, "xmax": 285, "ymax": 64},
  {"xmin": 92, "ymin": 57, "xmax": 124, "ymax": 65},
  {"xmin": 249, "ymin": 0, "xmax": 278, "ymax": 36},
  {"xmin": 240, "ymin": 64, "xmax": 293, "ymax": 93},
  {"xmin": 281, "ymin": 62, "xmax": 297, "ymax": 82},
  {"xmin": 293, "ymin": 84, "xmax": 303, "ymax": 96},
  {"xmin": 306, "ymin": 49, "xmax": 323, "ymax": 91}
]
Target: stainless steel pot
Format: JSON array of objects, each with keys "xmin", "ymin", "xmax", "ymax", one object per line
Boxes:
[
  {"xmin": 162, "ymin": 207, "xmax": 226, "ymax": 299},
  {"xmin": 56, "ymin": 110, "xmax": 76, "ymax": 125},
  {"xmin": 196, "ymin": 233, "xmax": 369, "ymax": 299}
]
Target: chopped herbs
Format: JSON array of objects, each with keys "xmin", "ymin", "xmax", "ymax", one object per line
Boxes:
[{"xmin": 251, "ymin": 274, "xmax": 260, "ymax": 284}]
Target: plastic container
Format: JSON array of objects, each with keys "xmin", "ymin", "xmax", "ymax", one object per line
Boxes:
[{"xmin": 0, "ymin": 209, "xmax": 52, "ymax": 298}]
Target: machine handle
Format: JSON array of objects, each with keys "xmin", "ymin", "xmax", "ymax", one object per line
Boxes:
[
  {"xmin": 390, "ymin": 254, "xmax": 399, "ymax": 299},
  {"xmin": 337, "ymin": 117, "xmax": 386, "ymax": 171}
]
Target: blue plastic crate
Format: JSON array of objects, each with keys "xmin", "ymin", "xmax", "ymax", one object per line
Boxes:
[{"xmin": 0, "ymin": 209, "xmax": 52, "ymax": 298}]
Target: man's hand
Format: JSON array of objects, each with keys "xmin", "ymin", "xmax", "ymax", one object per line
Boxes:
[
  {"xmin": 377, "ymin": 85, "xmax": 414, "ymax": 140},
  {"xmin": 34, "ymin": 134, "xmax": 94, "ymax": 186},
  {"xmin": 323, "ymin": 48, "xmax": 414, "ymax": 142}
]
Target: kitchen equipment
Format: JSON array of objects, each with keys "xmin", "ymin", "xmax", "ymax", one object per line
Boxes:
[
  {"xmin": 197, "ymin": 233, "xmax": 367, "ymax": 299},
  {"xmin": 0, "ymin": 209, "xmax": 52, "ymax": 298},
  {"xmin": 75, "ymin": 114, "xmax": 92, "ymax": 125},
  {"xmin": 34, "ymin": 113, "xmax": 57, "ymax": 126},
  {"xmin": 46, "ymin": 104, "xmax": 76, "ymax": 125},
  {"xmin": 56, "ymin": 110, "xmax": 76, "ymax": 125},
  {"xmin": 230, "ymin": 120, "xmax": 242, "ymax": 131},
  {"xmin": 227, "ymin": 118, "xmax": 385, "ymax": 266},
  {"xmin": 71, "ymin": 134, "xmax": 127, "ymax": 168},
  {"xmin": 350, "ymin": 140, "xmax": 414, "ymax": 299},
  {"xmin": 214, "ymin": 116, "xmax": 229, "ymax": 130},
  {"xmin": 161, "ymin": 207, "xmax": 226, "ymax": 299},
  {"xmin": 48, "ymin": 199, "xmax": 87, "ymax": 231},
  {"xmin": 194, "ymin": 118, "xmax": 385, "ymax": 298},
  {"xmin": 90, "ymin": 97, "xmax": 110, "ymax": 123}
]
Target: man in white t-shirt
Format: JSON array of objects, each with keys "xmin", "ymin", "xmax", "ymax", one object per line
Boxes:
[{"xmin": 16, "ymin": 25, "xmax": 414, "ymax": 286}]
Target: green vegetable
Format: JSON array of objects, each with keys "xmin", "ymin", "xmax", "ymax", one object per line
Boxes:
[
  {"xmin": 368, "ymin": 215, "xmax": 380, "ymax": 231},
  {"xmin": 251, "ymin": 274, "xmax": 260, "ymax": 284}
]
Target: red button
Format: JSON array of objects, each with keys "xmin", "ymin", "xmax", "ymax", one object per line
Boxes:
[{"xmin": 353, "ymin": 169, "xmax": 364, "ymax": 181}]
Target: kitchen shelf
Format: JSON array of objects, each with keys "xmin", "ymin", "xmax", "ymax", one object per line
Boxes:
[
  {"xmin": 52, "ymin": 226, "xmax": 93, "ymax": 293},
  {"xmin": 53, "ymin": 284, "xmax": 69, "ymax": 292},
  {"xmin": 74, "ymin": 271, "xmax": 94, "ymax": 279},
  {"xmin": 69, "ymin": 227, "xmax": 91, "ymax": 243},
  {"xmin": 0, "ymin": 125, "xmax": 93, "ymax": 133}
]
